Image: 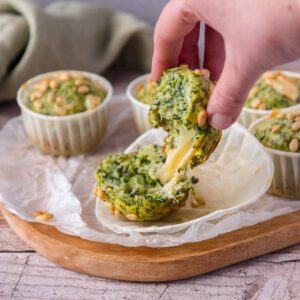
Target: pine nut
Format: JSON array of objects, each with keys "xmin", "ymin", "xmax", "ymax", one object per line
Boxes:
[
  {"xmin": 180, "ymin": 64, "xmax": 189, "ymax": 68},
  {"xmin": 278, "ymin": 112, "xmax": 286, "ymax": 119},
  {"xmin": 77, "ymin": 85, "xmax": 89, "ymax": 94},
  {"xmin": 35, "ymin": 212, "xmax": 54, "ymax": 221},
  {"xmin": 97, "ymin": 189, "xmax": 104, "ymax": 199},
  {"xmin": 39, "ymin": 79, "xmax": 49, "ymax": 93},
  {"xmin": 85, "ymin": 95, "xmax": 99, "ymax": 110},
  {"xmin": 93, "ymin": 82, "xmax": 104, "ymax": 90},
  {"xmin": 114, "ymin": 209, "xmax": 121, "ymax": 217},
  {"xmin": 271, "ymin": 124, "xmax": 281, "ymax": 133},
  {"xmin": 56, "ymin": 96, "xmax": 65, "ymax": 105},
  {"xmin": 54, "ymin": 105, "xmax": 66, "ymax": 116},
  {"xmin": 194, "ymin": 69, "xmax": 210, "ymax": 79},
  {"xmin": 75, "ymin": 78, "xmax": 86, "ymax": 86},
  {"xmin": 289, "ymin": 138, "xmax": 299, "ymax": 152},
  {"xmin": 126, "ymin": 214, "xmax": 138, "ymax": 221},
  {"xmin": 59, "ymin": 72, "xmax": 70, "ymax": 81},
  {"xmin": 197, "ymin": 110, "xmax": 207, "ymax": 127},
  {"xmin": 251, "ymin": 98, "xmax": 261, "ymax": 109},
  {"xmin": 49, "ymin": 80, "xmax": 59, "ymax": 89},
  {"xmin": 33, "ymin": 101, "xmax": 43, "ymax": 109},
  {"xmin": 258, "ymin": 103, "xmax": 267, "ymax": 110},
  {"xmin": 292, "ymin": 121, "xmax": 300, "ymax": 131},
  {"xmin": 47, "ymin": 92, "xmax": 56, "ymax": 103},
  {"xmin": 296, "ymin": 116, "xmax": 300, "ymax": 122},
  {"xmin": 191, "ymin": 200, "xmax": 201, "ymax": 208},
  {"xmin": 287, "ymin": 112, "xmax": 295, "ymax": 120},
  {"xmin": 31, "ymin": 211, "xmax": 43, "ymax": 217}
]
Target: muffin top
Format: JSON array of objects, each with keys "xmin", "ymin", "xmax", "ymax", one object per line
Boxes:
[
  {"xmin": 245, "ymin": 71, "xmax": 300, "ymax": 110},
  {"xmin": 25, "ymin": 72, "xmax": 107, "ymax": 116},
  {"xmin": 135, "ymin": 77, "xmax": 154, "ymax": 105},
  {"xmin": 254, "ymin": 110, "xmax": 300, "ymax": 152}
]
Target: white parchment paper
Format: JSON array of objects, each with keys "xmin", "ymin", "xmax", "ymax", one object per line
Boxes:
[{"xmin": 1, "ymin": 95, "xmax": 300, "ymax": 247}]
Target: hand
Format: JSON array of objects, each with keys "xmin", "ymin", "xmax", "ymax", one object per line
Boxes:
[{"xmin": 151, "ymin": 0, "xmax": 300, "ymax": 129}]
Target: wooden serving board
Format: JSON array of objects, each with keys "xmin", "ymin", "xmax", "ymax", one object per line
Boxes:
[{"xmin": 1, "ymin": 204, "xmax": 300, "ymax": 282}]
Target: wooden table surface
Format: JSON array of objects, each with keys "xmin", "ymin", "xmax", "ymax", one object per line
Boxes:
[{"xmin": 0, "ymin": 70, "xmax": 300, "ymax": 300}]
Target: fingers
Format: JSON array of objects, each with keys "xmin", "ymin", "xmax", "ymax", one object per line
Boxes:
[
  {"xmin": 179, "ymin": 23, "xmax": 200, "ymax": 70},
  {"xmin": 207, "ymin": 58, "xmax": 260, "ymax": 129},
  {"xmin": 151, "ymin": 0, "xmax": 199, "ymax": 81},
  {"xmin": 204, "ymin": 26, "xmax": 225, "ymax": 81}
]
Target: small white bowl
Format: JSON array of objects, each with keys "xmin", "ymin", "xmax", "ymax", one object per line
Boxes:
[
  {"xmin": 249, "ymin": 116, "xmax": 300, "ymax": 199},
  {"xmin": 126, "ymin": 74, "xmax": 152, "ymax": 133},
  {"xmin": 238, "ymin": 71, "xmax": 300, "ymax": 128},
  {"xmin": 17, "ymin": 70, "xmax": 113, "ymax": 156}
]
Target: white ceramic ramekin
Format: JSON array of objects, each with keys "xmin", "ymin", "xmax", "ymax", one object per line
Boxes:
[
  {"xmin": 249, "ymin": 116, "xmax": 300, "ymax": 199},
  {"xmin": 126, "ymin": 74, "xmax": 152, "ymax": 133},
  {"xmin": 17, "ymin": 70, "xmax": 113, "ymax": 156},
  {"xmin": 238, "ymin": 71, "xmax": 300, "ymax": 128}
]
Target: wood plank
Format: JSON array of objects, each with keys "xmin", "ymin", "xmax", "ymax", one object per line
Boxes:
[
  {"xmin": 0, "ymin": 251, "xmax": 299, "ymax": 300},
  {"xmin": 1, "ymin": 205, "xmax": 300, "ymax": 282},
  {"xmin": 0, "ymin": 213, "xmax": 32, "ymax": 252}
]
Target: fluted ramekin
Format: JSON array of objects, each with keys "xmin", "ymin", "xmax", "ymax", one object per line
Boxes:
[
  {"xmin": 126, "ymin": 74, "xmax": 152, "ymax": 134},
  {"xmin": 17, "ymin": 70, "xmax": 113, "ymax": 156},
  {"xmin": 239, "ymin": 71, "xmax": 300, "ymax": 128},
  {"xmin": 249, "ymin": 116, "xmax": 300, "ymax": 199}
]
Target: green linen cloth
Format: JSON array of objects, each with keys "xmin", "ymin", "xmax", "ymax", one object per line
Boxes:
[{"xmin": 0, "ymin": 0, "xmax": 153, "ymax": 101}]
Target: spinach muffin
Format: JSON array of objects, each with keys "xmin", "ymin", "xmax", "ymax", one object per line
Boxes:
[
  {"xmin": 95, "ymin": 66, "xmax": 221, "ymax": 221},
  {"xmin": 135, "ymin": 77, "xmax": 154, "ymax": 105},
  {"xmin": 245, "ymin": 71, "xmax": 300, "ymax": 110},
  {"xmin": 27, "ymin": 72, "xmax": 106, "ymax": 116},
  {"xmin": 254, "ymin": 110, "xmax": 300, "ymax": 152},
  {"xmin": 149, "ymin": 65, "xmax": 222, "ymax": 182},
  {"xmin": 95, "ymin": 145, "xmax": 197, "ymax": 221}
]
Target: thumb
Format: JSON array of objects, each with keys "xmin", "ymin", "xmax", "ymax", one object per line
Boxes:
[{"xmin": 207, "ymin": 59, "xmax": 261, "ymax": 129}]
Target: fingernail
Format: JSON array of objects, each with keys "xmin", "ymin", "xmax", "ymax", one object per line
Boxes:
[{"xmin": 209, "ymin": 113, "xmax": 233, "ymax": 129}]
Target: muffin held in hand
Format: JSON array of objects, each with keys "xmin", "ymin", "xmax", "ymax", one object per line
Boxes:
[
  {"xmin": 254, "ymin": 110, "xmax": 300, "ymax": 152},
  {"xmin": 26, "ymin": 72, "xmax": 106, "ymax": 116},
  {"xmin": 149, "ymin": 65, "xmax": 222, "ymax": 182},
  {"xmin": 245, "ymin": 70, "xmax": 300, "ymax": 110}
]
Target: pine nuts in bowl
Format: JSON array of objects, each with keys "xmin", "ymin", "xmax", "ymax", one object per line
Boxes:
[
  {"xmin": 239, "ymin": 70, "xmax": 300, "ymax": 128},
  {"xmin": 17, "ymin": 70, "xmax": 113, "ymax": 156},
  {"xmin": 126, "ymin": 74, "xmax": 154, "ymax": 133},
  {"xmin": 249, "ymin": 109, "xmax": 300, "ymax": 199}
]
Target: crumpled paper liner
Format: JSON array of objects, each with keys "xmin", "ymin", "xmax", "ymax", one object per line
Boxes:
[{"xmin": 1, "ymin": 95, "xmax": 300, "ymax": 247}]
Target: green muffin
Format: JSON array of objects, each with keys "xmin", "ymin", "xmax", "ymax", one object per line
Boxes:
[
  {"xmin": 95, "ymin": 145, "xmax": 197, "ymax": 221},
  {"xmin": 149, "ymin": 66, "xmax": 221, "ymax": 182},
  {"xmin": 95, "ymin": 66, "xmax": 221, "ymax": 221},
  {"xmin": 254, "ymin": 110, "xmax": 300, "ymax": 152},
  {"xmin": 246, "ymin": 71, "xmax": 300, "ymax": 110},
  {"xmin": 27, "ymin": 72, "xmax": 106, "ymax": 116}
]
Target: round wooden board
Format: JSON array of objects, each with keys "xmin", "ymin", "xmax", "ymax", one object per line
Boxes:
[{"xmin": 1, "ymin": 204, "xmax": 300, "ymax": 282}]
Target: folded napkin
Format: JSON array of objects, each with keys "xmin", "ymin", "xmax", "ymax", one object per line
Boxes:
[{"xmin": 0, "ymin": 0, "xmax": 153, "ymax": 101}]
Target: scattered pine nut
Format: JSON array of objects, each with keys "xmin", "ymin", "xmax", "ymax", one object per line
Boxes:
[
  {"xmin": 31, "ymin": 211, "xmax": 43, "ymax": 217},
  {"xmin": 35, "ymin": 212, "xmax": 54, "ymax": 222}
]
